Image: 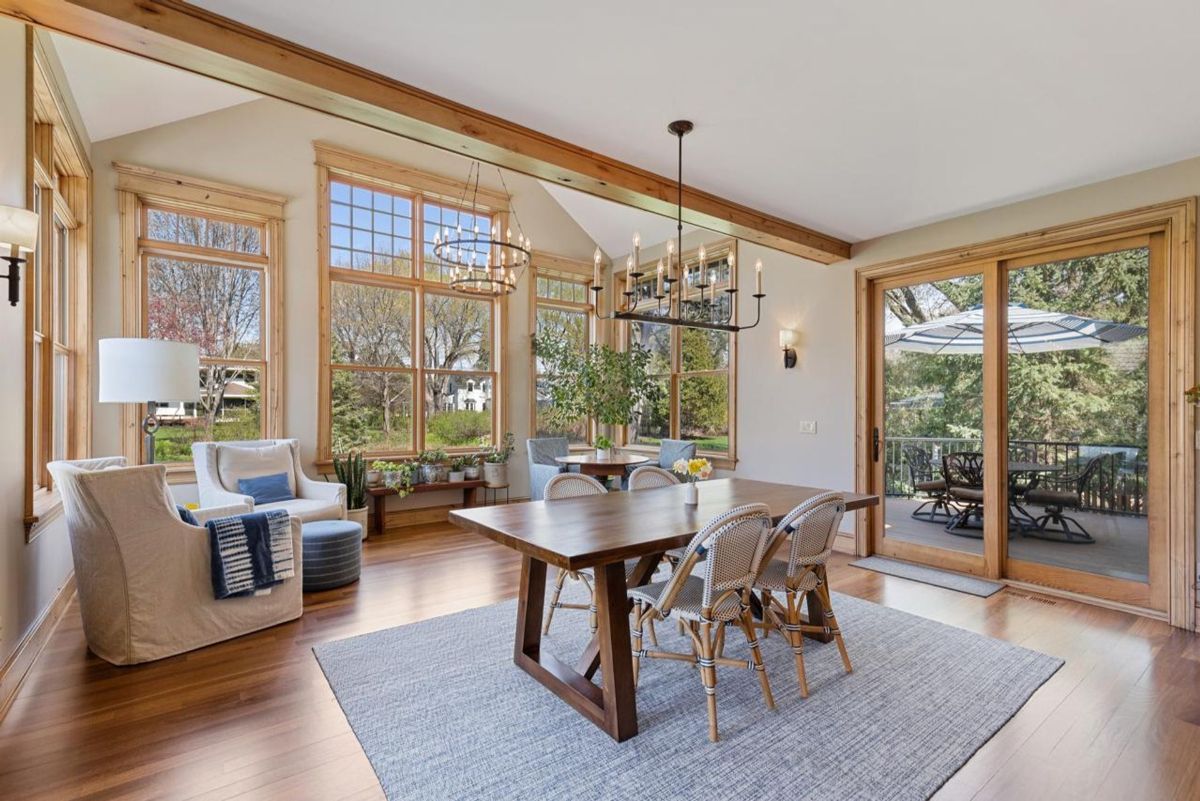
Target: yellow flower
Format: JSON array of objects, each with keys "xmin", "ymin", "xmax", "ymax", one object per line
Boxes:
[{"xmin": 688, "ymin": 458, "xmax": 707, "ymax": 475}]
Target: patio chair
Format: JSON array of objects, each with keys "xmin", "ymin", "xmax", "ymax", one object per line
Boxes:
[
  {"xmin": 1023, "ymin": 453, "xmax": 1113, "ymax": 544},
  {"xmin": 902, "ymin": 445, "xmax": 954, "ymax": 523},
  {"xmin": 943, "ymin": 451, "xmax": 985, "ymax": 537}
]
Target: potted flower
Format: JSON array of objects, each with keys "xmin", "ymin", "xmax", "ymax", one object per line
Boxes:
[
  {"xmin": 595, "ymin": 435, "xmax": 614, "ymax": 460},
  {"xmin": 482, "ymin": 432, "xmax": 515, "ymax": 488},
  {"xmin": 448, "ymin": 456, "xmax": 468, "ymax": 483},
  {"xmin": 672, "ymin": 457, "xmax": 714, "ymax": 505},
  {"xmin": 463, "ymin": 454, "xmax": 482, "ymax": 481},
  {"xmin": 418, "ymin": 449, "xmax": 448, "ymax": 484},
  {"xmin": 334, "ymin": 451, "xmax": 370, "ymax": 539}
]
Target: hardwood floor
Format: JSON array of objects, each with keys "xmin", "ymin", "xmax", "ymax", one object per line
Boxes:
[{"xmin": 1, "ymin": 523, "xmax": 1197, "ymax": 800}]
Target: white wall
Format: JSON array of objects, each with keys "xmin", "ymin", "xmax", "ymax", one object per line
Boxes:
[
  {"xmin": 0, "ymin": 20, "xmax": 76, "ymax": 668},
  {"xmin": 89, "ymin": 97, "xmax": 599, "ymax": 503}
]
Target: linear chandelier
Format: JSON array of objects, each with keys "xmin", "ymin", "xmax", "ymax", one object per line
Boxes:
[
  {"xmin": 434, "ymin": 161, "xmax": 530, "ymax": 297},
  {"xmin": 590, "ymin": 120, "xmax": 766, "ymax": 332}
]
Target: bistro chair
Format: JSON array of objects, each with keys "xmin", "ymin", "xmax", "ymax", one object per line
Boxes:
[
  {"xmin": 752, "ymin": 492, "xmax": 851, "ymax": 698},
  {"xmin": 1023, "ymin": 453, "xmax": 1113, "ymax": 544},
  {"xmin": 542, "ymin": 473, "xmax": 609, "ymax": 635},
  {"xmin": 943, "ymin": 451, "xmax": 986, "ymax": 537},
  {"xmin": 629, "ymin": 503, "xmax": 776, "ymax": 742},
  {"xmin": 628, "ymin": 465, "xmax": 680, "ymax": 490},
  {"xmin": 902, "ymin": 445, "xmax": 955, "ymax": 523}
]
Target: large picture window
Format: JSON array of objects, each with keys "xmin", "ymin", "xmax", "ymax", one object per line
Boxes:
[
  {"xmin": 318, "ymin": 147, "xmax": 505, "ymax": 461},
  {"xmin": 531, "ymin": 263, "xmax": 593, "ymax": 443},
  {"xmin": 622, "ymin": 240, "xmax": 737, "ymax": 462}
]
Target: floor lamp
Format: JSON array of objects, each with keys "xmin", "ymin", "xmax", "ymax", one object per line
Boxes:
[{"xmin": 99, "ymin": 338, "xmax": 200, "ymax": 465}]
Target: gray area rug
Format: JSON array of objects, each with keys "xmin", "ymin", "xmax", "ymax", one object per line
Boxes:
[
  {"xmin": 851, "ymin": 555, "xmax": 1005, "ymax": 598},
  {"xmin": 314, "ymin": 580, "xmax": 1060, "ymax": 801}
]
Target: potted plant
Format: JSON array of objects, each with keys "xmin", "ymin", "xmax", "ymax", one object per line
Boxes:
[
  {"xmin": 672, "ymin": 457, "xmax": 713, "ymax": 505},
  {"xmin": 334, "ymin": 451, "xmax": 370, "ymax": 539},
  {"xmin": 482, "ymin": 432, "xmax": 515, "ymax": 488},
  {"xmin": 448, "ymin": 456, "xmax": 468, "ymax": 483},
  {"xmin": 463, "ymin": 454, "xmax": 482, "ymax": 481},
  {"xmin": 418, "ymin": 449, "xmax": 448, "ymax": 484},
  {"xmin": 595, "ymin": 434, "xmax": 614, "ymax": 460},
  {"xmin": 365, "ymin": 463, "xmax": 383, "ymax": 487}
]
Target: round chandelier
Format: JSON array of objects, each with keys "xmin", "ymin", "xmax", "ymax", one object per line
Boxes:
[{"xmin": 433, "ymin": 161, "xmax": 531, "ymax": 297}]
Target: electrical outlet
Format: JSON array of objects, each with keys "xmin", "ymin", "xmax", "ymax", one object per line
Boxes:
[{"xmin": 798, "ymin": 420, "xmax": 817, "ymax": 434}]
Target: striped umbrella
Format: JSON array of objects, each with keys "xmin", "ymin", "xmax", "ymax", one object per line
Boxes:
[{"xmin": 884, "ymin": 304, "xmax": 1146, "ymax": 354}]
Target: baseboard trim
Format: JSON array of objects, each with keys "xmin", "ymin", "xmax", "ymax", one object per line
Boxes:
[
  {"xmin": 0, "ymin": 573, "xmax": 76, "ymax": 723},
  {"xmin": 833, "ymin": 531, "xmax": 857, "ymax": 555}
]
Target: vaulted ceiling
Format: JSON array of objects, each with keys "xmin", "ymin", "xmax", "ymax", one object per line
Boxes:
[{"xmin": 186, "ymin": 0, "xmax": 1200, "ymax": 243}]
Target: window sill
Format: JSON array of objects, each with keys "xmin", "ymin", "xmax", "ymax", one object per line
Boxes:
[{"xmin": 26, "ymin": 488, "xmax": 65, "ymax": 540}]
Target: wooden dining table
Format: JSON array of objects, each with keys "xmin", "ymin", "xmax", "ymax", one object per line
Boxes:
[
  {"xmin": 554, "ymin": 451, "xmax": 650, "ymax": 479},
  {"xmin": 449, "ymin": 478, "xmax": 878, "ymax": 742}
]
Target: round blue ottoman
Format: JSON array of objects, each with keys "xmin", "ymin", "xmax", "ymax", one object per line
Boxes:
[{"xmin": 302, "ymin": 520, "xmax": 362, "ymax": 591}]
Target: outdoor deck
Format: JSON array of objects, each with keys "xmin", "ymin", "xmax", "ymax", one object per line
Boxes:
[{"xmin": 883, "ymin": 497, "xmax": 1149, "ymax": 582}]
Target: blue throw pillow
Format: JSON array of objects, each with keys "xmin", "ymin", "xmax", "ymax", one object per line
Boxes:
[
  {"xmin": 177, "ymin": 505, "xmax": 200, "ymax": 526},
  {"xmin": 237, "ymin": 472, "xmax": 295, "ymax": 505}
]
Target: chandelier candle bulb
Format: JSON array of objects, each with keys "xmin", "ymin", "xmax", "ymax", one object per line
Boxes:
[
  {"xmin": 593, "ymin": 247, "xmax": 602, "ymax": 286},
  {"xmin": 755, "ymin": 259, "xmax": 763, "ymax": 294},
  {"xmin": 656, "ymin": 261, "xmax": 664, "ymax": 297}
]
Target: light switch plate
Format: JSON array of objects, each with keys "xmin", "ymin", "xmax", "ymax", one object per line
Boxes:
[{"xmin": 798, "ymin": 420, "xmax": 817, "ymax": 434}]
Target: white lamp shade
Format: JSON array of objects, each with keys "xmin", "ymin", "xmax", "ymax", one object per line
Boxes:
[
  {"xmin": 99, "ymin": 339, "xmax": 201, "ymax": 403},
  {"xmin": 0, "ymin": 205, "xmax": 38, "ymax": 254},
  {"xmin": 779, "ymin": 329, "xmax": 799, "ymax": 349}
]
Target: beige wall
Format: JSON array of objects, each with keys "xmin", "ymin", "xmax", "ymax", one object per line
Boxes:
[{"xmin": 90, "ymin": 97, "xmax": 599, "ymax": 503}]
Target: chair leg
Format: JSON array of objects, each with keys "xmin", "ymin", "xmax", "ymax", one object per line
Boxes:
[
  {"xmin": 714, "ymin": 619, "xmax": 727, "ymax": 659},
  {"xmin": 740, "ymin": 605, "xmax": 774, "ymax": 710},
  {"xmin": 760, "ymin": 589, "xmax": 772, "ymax": 638},
  {"xmin": 785, "ymin": 589, "xmax": 810, "ymax": 698},
  {"xmin": 543, "ymin": 568, "xmax": 568, "ymax": 635},
  {"xmin": 699, "ymin": 616, "xmax": 719, "ymax": 742},
  {"xmin": 646, "ymin": 616, "xmax": 659, "ymax": 647},
  {"xmin": 817, "ymin": 581, "xmax": 853, "ymax": 674},
  {"xmin": 631, "ymin": 602, "xmax": 645, "ymax": 687}
]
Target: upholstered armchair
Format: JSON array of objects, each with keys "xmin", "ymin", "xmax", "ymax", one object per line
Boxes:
[
  {"xmin": 192, "ymin": 438, "xmax": 345, "ymax": 523},
  {"xmin": 658, "ymin": 438, "xmax": 697, "ymax": 468},
  {"xmin": 527, "ymin": 437, "xmax": 568, "ymax": 501},
  {"xmin": 48, "ymin": 457, "xmax": 303, "ymax": 666}
]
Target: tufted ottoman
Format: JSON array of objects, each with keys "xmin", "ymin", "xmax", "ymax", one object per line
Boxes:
[{"xmin": 301, "ymin": 519, "xmax": 362, "ymax": 591}]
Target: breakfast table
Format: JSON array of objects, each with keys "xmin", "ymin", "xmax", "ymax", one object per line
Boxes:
[{"xmin": 554, "ymin": 452, "xmax": 650, "ymax": 481}]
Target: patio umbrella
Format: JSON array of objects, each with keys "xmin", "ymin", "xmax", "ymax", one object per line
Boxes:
[{"xmin": 884, "ymin": 304, "xmax": 1146, "ymax": 354}]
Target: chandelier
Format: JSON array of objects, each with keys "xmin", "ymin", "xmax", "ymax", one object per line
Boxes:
[
  {"xmin": 434, "ymin": 161, "xmax": 530, "ymax": 297},
  {"xmin": 591, "ymin": 120, "xmax": 765, "ymax": 332}
]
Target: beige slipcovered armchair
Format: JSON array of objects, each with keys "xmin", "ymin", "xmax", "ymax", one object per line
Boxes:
[
  {"xmin": 191, "ymin": 438, "xmax": 346, "ymax": 523},
  {"xmin": 48, "ymin": 457, "xmax": 303, "ymax": 666}
]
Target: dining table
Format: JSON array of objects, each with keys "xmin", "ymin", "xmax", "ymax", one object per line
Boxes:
[
  {"xmin": 448, "ymin": 477, "xmax": 879, "ymax": 742},
  {"xmin": 554, "ymin": 451, "xmax": 651, "ymax": 480}
]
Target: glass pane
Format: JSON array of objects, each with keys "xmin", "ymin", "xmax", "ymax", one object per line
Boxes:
[
  {"xmin": 330, "ymin": 368, "xmax": 413, "ymax": 454},
  {"xmin": 144, "ymin": 208, "xmax": 264, "ymax": 255},
  {"xmin": 330, "ymin": 282, "xmax": 413, "ymax": 367},
  {"xmin": 153, "ymin": 367, "xmax": 262, "ymax": 463},
  {"xmin": 1006, "ymin": 247, "xmax": 1150, "ymax": 582},
  {"xmin": 627, "ymin": 321, "xmax": 670, "ymax": 374},
  {"xmin": 424, "ymin": 373, "xmax": 493, "ymax": 449},
  {"xmin": 535, "ymin": 377, "xmax": 587, "ymax": 443},
  {"xmin": 54, "ymin": 220, "xmax": 68, "ymax": 344},
  {"xmin": 535, "ymin": 306, "xmax": 587, "ymax": 371},
  {"xmin": 882, "ymin": 274, "xmax": 985, "ymax": 557},
  {"xmin": 31, "ymin": 342, "xmax": 41, "ymax": 486},
  {"xmin": 423, "ymin": 293, "xmax": 491, "ymax": 370},
  {"xmin": 681, "ymin": 327, "xmax": 729, "ymax": 372},
  {"xmin": 32, "ymin": 191, "xmax": 42, "ymax": 333},
  {"xmin": 679, "ymin": 373, "xmax": 728, "ymax": 453},
  {"xmin": 146, "ymin": 257, "xmax": 262, "ymax": 360},
  {"xmin": 332, "ymin": 182, "xmax": 413, "ymax": 277},
  {"xmin": 52, "ymin": 352, "xmax": 68, "ymax": 460},
  {"xmin": 629, "ymin": 375, "xmax": 670, "ymax": 447}
]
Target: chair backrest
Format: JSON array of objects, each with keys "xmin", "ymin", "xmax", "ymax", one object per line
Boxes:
[
  {"xmin": 762, "ymin": 492, "xmax": 846, "ymax": 577},
  {"xmin": 193, "ymin": 438, "xmax": 301, "ymax": 496},
  {"xmin": 628, "ymin": 465, "xmax": 679, "ymax": 490},
  {"xmin": 653, "ymin": 503, "xmax": 772, "ymax": 615},
  {"xmin": 901, "ymin": 445, "xmax": 934, "ymax": 484},
  {"xmin": 527, "ymin": 437, "xmax": 569, "ymax": 467},
  {"xmin": 658, "ymin": 438, "xmax": 697, "ymax": 469},
  {"xmin": 544, "ymin": 472, "xmax": 608, "ymax": 499},
  {"xmin": 1075, "ymin": 452, "xmax": 1115, "ymax": 494},
  {"xmin": 943, "ymin": 451, "xmax": 984, "ymax": 490}
]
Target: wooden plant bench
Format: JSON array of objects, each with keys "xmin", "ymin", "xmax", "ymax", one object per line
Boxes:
[{"xmin": 366, "ymin": 480, "xmax": 486, "ymax": 539}]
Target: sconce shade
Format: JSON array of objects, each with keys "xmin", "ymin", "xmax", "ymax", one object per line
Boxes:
[
  {"xmin": 779, "ymin": 329, "xmax": 798, "ymax": 349},
  {"xmin": 0, "ymin": 205, "xmax": 38, "ymax": 254},
  {"xmin": 99, "ymin": 338, "xmax": 201, "ymax": 403}
]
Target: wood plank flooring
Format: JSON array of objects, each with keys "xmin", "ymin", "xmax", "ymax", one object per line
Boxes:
[{"xmin": 1, "ymin": 523, "xmax": 1197, "ymax": 800}]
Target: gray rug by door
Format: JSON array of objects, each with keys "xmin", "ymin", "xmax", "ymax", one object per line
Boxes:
[
  {"xmin": 851, "ymin": 555, "xmax": 1005, "ymax": 597},
  {"xmin": 314, "ymin": 579, "xmax": 1060, "ymax": 801}
]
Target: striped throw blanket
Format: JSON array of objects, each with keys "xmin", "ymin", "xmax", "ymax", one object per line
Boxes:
[{"xmin": 207, "ymin": 510, "xmax": 295, "ymax": 599}]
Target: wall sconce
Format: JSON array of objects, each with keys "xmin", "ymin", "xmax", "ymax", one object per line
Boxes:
[
  {"xmin": 0, "ymin": 205, "xmax": 39, "ymax": 307},
  {"xmin": 779, "ymin": 328, "xmax": 798, "ymax": 369}
]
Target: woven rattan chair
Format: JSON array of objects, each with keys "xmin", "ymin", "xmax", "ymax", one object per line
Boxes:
[
  {"xmin": 628, "ymin": 465, "xmax": 680, "ymax": 490},
  {"xmin": 752, "ymin": 492, "xmax": 850, "ymax": 697},
  {"xmin": 943, "ymin": 452, "xmax": 985, "ymax": 537},
  {"xmin": 1023, "ymin": 453, "xmax": 1112, "ymax": 544},
  {"xmin": 629, "ymin": 503, "xmax": 776, "ymax": 742},
  {"xmin": 542, "ymin": 473, "xmax": 609, "ymax": 635},
  {"xmin": 902, "ymin": 445, "xmax": 954, "ymax": 523}
]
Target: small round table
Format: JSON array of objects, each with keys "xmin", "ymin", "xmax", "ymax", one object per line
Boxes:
[{"xmin": 555, "ymin": 452, "xmax": 651, "ymax": 485}]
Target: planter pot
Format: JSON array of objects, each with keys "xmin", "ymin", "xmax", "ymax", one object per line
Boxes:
[
  {"xmin": 595, "ymin": 448, "xmax": 612, "ymax": 460},
  {"xmin": 684, "ymin": 482, "xmax": 699, "ymax": 506},
  {"xmin": 448, "ymin": 470, "xmax": 465, "ymax": 483},
  {"xmin": 464, "ymin": 465, "xmax": 481, "ymax": 480},
  {"xmin": 366, "ymin": 470, "xmax": 383, "ymax": 487},
  {"xmin": 382, "ymin": 470, "xmax": 398, "ymax": 485},
  {"xmin": 420, "ymin": 464, "xmax": 445, "ymax": 484},
  {"xmin": 483, "ymin": 462, "xmax": 508, "ymax": 488},
  {"xmin": 347, "ymin": 506, "xmax": 369, "ymax": 540}
]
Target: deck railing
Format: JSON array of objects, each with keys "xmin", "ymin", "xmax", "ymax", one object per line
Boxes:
[{"xmin": 885, "ymin": 436, "xmax": 1148, "ymax": 516}]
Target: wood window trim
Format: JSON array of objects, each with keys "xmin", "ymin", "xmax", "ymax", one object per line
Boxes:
[
  {"xmin": 116, "ymin": 163, "xmax": 286, "ymax": 475},
  {"xmin": 24, "ymin": 29, "xmax": 92, "ymax": 539},
  {"xmin": 316, "ymin": 147, "xmax": 505, "ymax": 462},
  {"xmin": 615, "ymin": 238, "xmax": 739, "ymax": 465},
  {"xmin": 528, "ymin": 255, "xmax": 595, "ymax": 449},
  {"xmin": 853, "ymin": 198, "xmax": 1197, "ymax": 631}
]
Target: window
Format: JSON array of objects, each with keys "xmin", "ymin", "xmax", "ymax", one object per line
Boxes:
[
  {"xmin": 25, "ymin": 36, "xmax": 91, "ymax": 535},
  {"xmin": 118, "ymin": 164, "xmax": 286, "ymax": 466},
  {"xmin": 531, "ymin": 262, "xmax": 593, "ymax": 444},
  {"xmin": 621, "ymin": 240, "xmax": 737, "ymax": 462},
  {"xmin": 318, "ymin": 147, "xmax": 505, "ymax": 461}
]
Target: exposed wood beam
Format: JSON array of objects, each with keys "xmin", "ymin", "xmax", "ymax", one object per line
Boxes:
[{"xmin": 0, "ymin": 0, "xmax": 851, "ymax": 263}]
